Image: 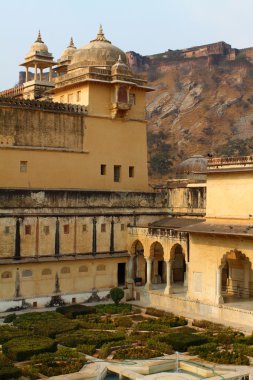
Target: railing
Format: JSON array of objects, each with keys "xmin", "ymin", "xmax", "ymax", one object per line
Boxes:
[
  {"xmin": 222, "ymin": 284, "xmax": 253, "ymax": 298},
  {"xmin": 208, "ymin": 155, "xmax": 253, "ymax": 167},
  {"xmin": 128, "ymin": 226, "xmax": 187, "ymax": 240},
  {"xmin": 0, "ymin": 85, "xmax": 24, "ymax": 98},
  {"xmin": 0, "ymin": 96, "xmax": 87, "ymax": 114}
]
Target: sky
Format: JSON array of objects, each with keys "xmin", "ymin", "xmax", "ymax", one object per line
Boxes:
[{"xmin": 1, "ymin": 0, "xmax": 253, "ymax": 90}]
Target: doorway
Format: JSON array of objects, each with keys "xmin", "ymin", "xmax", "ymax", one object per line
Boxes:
[{"xmin": 118, "ymin": 263, "xmax": 126, "ymax": 286}]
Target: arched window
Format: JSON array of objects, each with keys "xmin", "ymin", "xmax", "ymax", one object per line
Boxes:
[
  {"xmin": 1, "ymin": 271, "xmax": 12, "ymax": 279},
  {"xmin": 22, "ymin": 269, "xmax": 32, "ymax": 277},
  {"xmin": 97, "ymin": 264, "xmax": 106, "ymax": 271},
  {"xmin": 61, "ymin": 267, "xmax": 70, "ymax": 274},
  {"xmin": 117, "ymin": 86, "xmax": 128, "ymax": 103},
  {"xmin": 79, "ymin": 265, "xmax": 88, "ymax": 273},
  {"xmin": 42, "ymin": 268, "xmax": 52, "ymax": 276}
]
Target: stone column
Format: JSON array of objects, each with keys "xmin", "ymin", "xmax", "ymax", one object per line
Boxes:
[
  {"xmin": 164, "ymin": 260, "xmax": 172, "ymax": 295},
  {"xmin": 40, "ymin": 68, "xmax": 43, "ymax": 81},
  {"xmin": 34, "ymin": 64, "xmax": 38, "ymax": 80},
  {"xmin": 184, "ymin": 262, "xmax": 188, "ymax": 287},
  {"xmin": 145, "ymin": 257, "xmax": 153, "ymax": 290},
  {"xmin": 216, "ymin": 267, "xmax": 224, "ymax": 304},
  {"xmin": 243, "ymin": 262, "xmax": 250, "ymax": 298},
  {"xmin": 127, "ymin": 255, "xmax": 134, "ymax": 282},
  {"xmin": 25, "ymin": 66, "xmax": 29, "ymax": 82},
  {"xmin": 49, "ymin": 66, "xmax": 52, "ymax": 81}
]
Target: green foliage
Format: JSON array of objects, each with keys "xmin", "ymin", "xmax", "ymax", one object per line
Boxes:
[
  {"xmin": 30, "ymin": 347, "xmax": 86, "ymax": 377},
  {"xmin": 113, "ymin": 316, "xmax": 133, "ymax": 328},
  {"xmin": 192, "ymin": 319, "xmax": 224, "ymax": 331},
  {"xmin": 14, "ymin": 311, "xmax": 78, "ymax": 338},
  {"xmin": 159, "ymin": 332, "xmax": 208, "ymax": 352},
  {"xmin": 0, "ymin": 354, "xmax": 21, "ymax": 380},
  {"xmin": 149, "ymin": 150, "xmax": 172, "ymax": 175},
  {"xmin": 56, "ymin": 304, "xmax": 96, "ymax": 319},
  {"xmin": 95, "ymin": 303, "xmax": 132, "ymax": 314},
  {"xmin": 114, "ymin": 346, "xmax": 162, "ymax": 359},
  {"xmin": 3, "ymin": 336, "xmax": 57, "ymax": 361},
  {"xmin": 110, "ymin": 287, "xmax": 124, "ymax": 305},
  {"xmin": 147, "ymin": 338, "xmax": 174, "ymax": 354},
  {"xmin": 76, "ymin": 344, "xmax": 96, "ymax": 355},
  {"xmin": 3, "ymin": 313, "xmax": 16, "ymax": 324},
  {"xmin": 233, "ymin": 343, "xmax": 253, "ymax": 356},
  {"xmin": 136, "ymin": 315, "xmax": 187, "ymax": 332},
  {"xmin": 188, "ymin": 342, "xmax": 217, "ymax": 356},
  {"xmin": 216, "ymin": 137, "xmax": 253, "ymax": 157},
  {"xmin": 0, "ymin": 325, "xmax": 30, "ymax": 344},
  {"xmin": 56, "ymin": 329, "xmax": 125, "ymax": 348}
]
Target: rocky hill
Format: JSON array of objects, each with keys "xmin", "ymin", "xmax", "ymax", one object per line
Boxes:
[{"xmin": 127, "ymin": 43, "xmax": 253, "ymax": 183}]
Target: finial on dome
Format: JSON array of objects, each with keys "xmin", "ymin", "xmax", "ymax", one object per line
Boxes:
[
  {"xmin": 118, "ymin": 55, "xmax": 123, "ymax": 63},
  {"xmin": 68, "ymin": 37, "xmax": 75, "ymax": 48},
  {"xmin": 36, "ymin": 30, "xmax": 43, "ymax": 43},
  {"xmin": 91, "ymin": 24, "xmax": 111, "ymax": 44}
]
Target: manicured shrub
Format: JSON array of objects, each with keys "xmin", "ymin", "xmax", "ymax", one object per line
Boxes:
[
  {"xmin": 14, "ymin": 311, "xmax": 78, "ymax": 338},
  {"xmin": 0, "ymin": 325, "xmax": 30, "ymax": 344},
  {"xmin": 192, "ymin": 319, "xmax": 224, "ymax": 331},
  {"xmin": 0, "ymin": 354, "xmax": 21, "ymax": 380},
  {"xmin": 3, "ymin": 336, "xmax": 57, "ymax": 361},
  {"xmin": 95, "ymin": 303, "xmax": 132, "ymax": 314},
  {"xmin": 30, "ymin": 347, "xmax": 86, "ymax": 377},
  {"xmin": 56, "ymin": 330, "xmax": 125, "ymax": 348},
  {"xmin": 98, "ymin": 339, "xmax": 132, "ymax": 359},
  {"xmin": 56, "ymin": 304, "xmax": 96, "ymax": 319},
  {"xmin": 114, "ymin": 346, "xmax": 162, "ymax": 359},
  {"xmin": 188, "ymin": 342, "xmax": 217, "ymax": 356},
  {"xmin": 233, "ymin": 343, "xmax": 253, "ymax": 356},
  {"xmin": 3, "ymin": 313, "xmax": 16, "ymax": 324},
  {"xmin": 113, "ymin": 316, "xmax": 133, "ymax": 328},
  {"xmin": 159, "ymin": 332, "xmax": 208, "ymax": 352},
  {"xmin": 147, "ymin": 339, "xmax": 174, "ymax": 354},
  {"xmin": 110, "ymin": 287, "xmax": 124, "ymax": 305},
  {"xmin": 76, "ymin": 344, "xmax": 96, "ymax": 355},
  {"xmin": 145, "ymin": 307, "xmax": 172, "ymax": 317}
]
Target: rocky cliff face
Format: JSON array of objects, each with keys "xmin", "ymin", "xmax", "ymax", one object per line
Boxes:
[{"xmin": 126, "ymin": 48, "xmax": 253, "ymax": 183}]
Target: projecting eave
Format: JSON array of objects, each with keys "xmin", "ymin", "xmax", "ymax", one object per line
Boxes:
[{"xmin": 178, "ymin": 222, "xmax": 253, "ymax": 237}]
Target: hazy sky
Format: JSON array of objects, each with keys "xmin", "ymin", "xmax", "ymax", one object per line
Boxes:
[{"xmin": 1, "ymin": 0, "xmax": 253, "ymax": 90}]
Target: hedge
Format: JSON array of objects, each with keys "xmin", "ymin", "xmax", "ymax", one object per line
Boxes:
[
  {"xmin": 95, "ymin": 304, "xmax": 132, "ymax": 315},
  {"xmin": 56, "ymin": 329, "xmax": 125, "ymax": 348},
  {"xmin": 14, "ymin": 311, "xmax": 78, "ymax": 338},
  {"xmin": 114, "ymin": 346, "xmax": 162, "ymax": 359},
  {"xmin": 30, "ymin": 347, "xmax": 87, "ymax": 377},
  {"xmin": 0, "ymin": 354, "xmax": 21, "ymax": 380},
  {"xmin": 159, "ymin": 332, "xmax": 208, "ymax": 352},
  {"xmin": 56, "ymin": 304, "xmax": 96, "ymax": 319},
  {"xmin": 2, "ymin": 336, "xmax": 57, "ymax": 361},
  {"xmin": 0, "ymin": 325, "xmax": 30, "ymax": 344}
]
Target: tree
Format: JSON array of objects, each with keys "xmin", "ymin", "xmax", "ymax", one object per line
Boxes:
[{"xmin": 110, "ymin": 287, "xmax": 124, "ymax": 305}]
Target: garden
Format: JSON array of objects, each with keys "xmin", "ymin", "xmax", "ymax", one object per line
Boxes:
[{"xmin": 1, "ymin": 299, "xmax": 253, "ymax": 379}]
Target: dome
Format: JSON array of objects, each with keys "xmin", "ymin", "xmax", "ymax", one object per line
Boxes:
[
  {"xmin": 70, "ymin": 25, "xmax": 127, "ymax": 67},
  {"xmin": 175, "ymin": 155, "xmax": 207, "ymax": 179},
  {"xmin": 60, "ymin": 37, "xmax": 76, "ymax": 61},
  {"xmin": 112, "ymin": 55, "xmax": 130, "ymax": 74},
  {"xmin": 26, "ymin": 31, "xmax": 48, "ymax": 58}
]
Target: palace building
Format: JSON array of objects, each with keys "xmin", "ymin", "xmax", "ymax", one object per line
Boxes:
[{"xmin": 1, "ymin": 27, "xmax": 253, "ymax": 329}]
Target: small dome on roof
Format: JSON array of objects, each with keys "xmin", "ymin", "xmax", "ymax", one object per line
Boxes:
[
  {"xmin": 175, "ymin": 155, "xmax": 207, "ymax": 179},
  {"xmin": 60, "ymin": 37, "xmax": 77, "ymax": 61},
  {"xmin": 70, "ymin": 25, "xmax": 127, "ymax": 67},
  {"xmin": 112, "ymin": 55, "xmax": 130, "ymax": 74},
  {"xmin": 26, "ymin": 31, "xmax": 48, "ymax": 58}
]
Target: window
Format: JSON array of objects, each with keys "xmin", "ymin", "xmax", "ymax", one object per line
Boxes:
[
  {"xmin": 60, "ymin": 95, "xmax": 64, "ymax": 103},
  {"xmin": 61, "ymin": 267, "xmax": 70, "ymax": 274},
  {"xmin": 100, "ymin": 164, "xmax": 106, "ymax": 175},
  {"xmin": 121, "ymin": 224, "xmax": 125, "ymax": 231},
  {"xmin": 129, "ymin": 166, "xmax": 134, "ymax": 178},
  {"xmin": 42, "ymin": 268, "xmax": 52, "ymax": 275},
  {"xmin": 114, "ymin": 165, "xmax": 121, "ymax": 182},
  {"xmin": 4, "ymin": 226, "xmax": 10, "ymax": 234},
  {"xmin": 44, "ymin": 226, "xmax": 50, "ymax": 235},
  {"xmin": 63, "ymin": 224, "xmax": 69, "ymax": 234},
  {"xmin": 20, "ymin": 161, "xmax": 27, "ymax": 173},
  {"xmin": 1, "ymin": 271, "xmax": 12, "ymax": 279},
  {"xmin": 97, "ymin": 264, "xmax": 106, "ymax": 271},
  {"xmin": 82, "ymin": 224, "xmax": 87, "ymax": 232},
  {"xmin": 68, "ymin": 93, "xmax": 73, "ymax": 103},
  {"xmin": 79, "ymin": 265, "xmax": 88, "ymax": 272},
  {"xmin": 76, "ymin": 91, "xmax": 81, "ymax": 102},
  {"xmin": 129, "ymin": 93, "xmax": 136, "ymax": 105},
  {"xmin": 101, "ymin": 223, "xmax": 106, "ymax": 232},
  {"xmin": 25, "ymin": 225, "xmax": 31, "ymax": 235},
  {"xmin": 117, "ymin": 86, "xmax": 128, "ymax": 103},
  {"xmin": 22, "ymin": 269, "xmax": 32, "ymax": 277}
]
